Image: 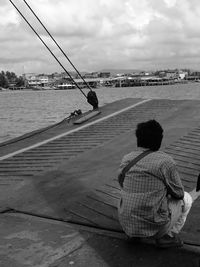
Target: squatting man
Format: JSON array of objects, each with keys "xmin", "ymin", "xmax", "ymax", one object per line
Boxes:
[{"xmin": 118, "ymin": 120, "xmax": 200, "ymax": 248}]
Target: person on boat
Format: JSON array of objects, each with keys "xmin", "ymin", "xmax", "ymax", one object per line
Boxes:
[{"xmin": 118, "ymin": 119, "xmax": 200, "ymax": 248}]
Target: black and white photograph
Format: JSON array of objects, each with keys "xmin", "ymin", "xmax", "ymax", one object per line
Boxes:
[{"xmin": 0, "ymin": 0, "xmax": 200, "ymax": 266}]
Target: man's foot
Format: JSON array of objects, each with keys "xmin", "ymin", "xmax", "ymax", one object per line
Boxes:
[
  {"xmin": 155, "ymin": 234, "xmax": 183, "ymax": 248},
  {"xmin": 189, "ymin": 188, "xmax": 200, "ymax": 202}
]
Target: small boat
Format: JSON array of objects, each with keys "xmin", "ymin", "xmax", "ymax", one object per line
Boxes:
[{"xmin": 56, "ymin": 83, "xmax": 76, "ymax": 90}]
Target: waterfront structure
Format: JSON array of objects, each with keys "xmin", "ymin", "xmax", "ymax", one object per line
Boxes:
[
  {"xmin": 83, "ymin": 72, "xmax": 99, "ymax": 78},
  {"xmin": 73, "ymin": 78, "xmax": 101, "ymax": 88},
  {"xmin": 1, "ymin": 98, "xmax": 200, "ymax": 265},
  {"xmin": 178, "ymin": 71, "xmax": 188, "ymax": 80},
  {"xmin": 23, "ymin": 73, "xmax": 50, "ymax": 88},
  {"xmin": 99, "ymin": 72, "xmax": 110, "ymax": 78},
  {"xmin": 56, "ymin": 83, "xmax": 76, "ymax": 89},
  {"xmin": 5, "ymin": 69, "xmax": 199, "ymax": 90}
]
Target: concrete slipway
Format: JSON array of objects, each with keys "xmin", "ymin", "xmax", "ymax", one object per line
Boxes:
[{"xmin": 0, "ymin": 98, "xmax": 200, "ymax": 266}]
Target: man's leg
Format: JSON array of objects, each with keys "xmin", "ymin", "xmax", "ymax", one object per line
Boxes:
[
  {"xmin": 156, "ymin": 189, "xmax": 200, "ymax": 248},
  {"xmin": 188, "ymin": 188, "xmax": 200, "ymax": 202},
  {"xmin": 168, "ymin": 189, "xmax": 200, "ymax": 235},
  {"xmin": 168, "ymin": 191, "xmax": 192, "ymax": 236},
  {"xmin": 155, "ymin": 198, "xmax": 183, "ymax": 248}
]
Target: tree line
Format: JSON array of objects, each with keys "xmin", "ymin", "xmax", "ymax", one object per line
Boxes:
[{"xmin": 0, "ymin": 71, "xmax": 24, "ymax": 88}]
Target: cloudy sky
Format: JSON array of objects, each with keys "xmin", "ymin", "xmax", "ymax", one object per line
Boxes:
[{"xmin": 1, "ymin": 0, "xmax": 200, "ymax": 75}]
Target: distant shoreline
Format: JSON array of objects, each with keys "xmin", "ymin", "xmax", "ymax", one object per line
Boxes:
[{"xmin": 1, "ymin": 79, "xmax": 198, "ymax": 92}]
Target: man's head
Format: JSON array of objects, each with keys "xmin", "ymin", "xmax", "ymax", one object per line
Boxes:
[{"xmin": 135, "ymin": 120, "xmax": 163, "ymax": 151}]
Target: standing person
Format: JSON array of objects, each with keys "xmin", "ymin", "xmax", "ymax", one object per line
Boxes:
[{"xmin": 118, "ymin": 120, "xmax": 200, "ymax": 248}]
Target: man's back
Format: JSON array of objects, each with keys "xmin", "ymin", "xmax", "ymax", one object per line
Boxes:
[{"xmin": 118, "ymin": 150, "xmax": 184, "ymax": 237}]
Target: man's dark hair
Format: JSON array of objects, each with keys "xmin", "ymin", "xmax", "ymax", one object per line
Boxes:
[{"xmin": 135, "ymin": 120, "xmax": 163, "ymax": 151}]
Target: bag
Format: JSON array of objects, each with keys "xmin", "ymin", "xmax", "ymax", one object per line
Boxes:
[{"xmin": 118, "ymin": 150, "xmax": 153, "ymax": 188}]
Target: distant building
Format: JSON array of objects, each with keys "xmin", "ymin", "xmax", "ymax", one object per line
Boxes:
[
  {"xmin": 139, "ymin": 71, "xmax": 150, "ymax": 76},
  {"xmin": 165, "ymin": 71, "xmax": 177, "ymax": 79},
  {"xmin": 83, "ymin": 72, "xmax": 99, "ymax": 78},
  {"xmin": 37, "ymin": 75, "xmax": 49, "ymax": 85},
  {"xmin": 60, "ymin": 71, "xmax": 78, "ymax": 79},
  {"xmin": 157, "ymin": 71, "xmax": 166, "ymax": 78},
  {"xmin": 91, "ymin": 72, "xmax": 99, "ymax": 78},
  {"xmin": 24, "ymin": 73, "xmax": 50, "ymax": 87},
  {"xmin": 73, "ymin": 78, "xmax": 101, "ymax": 88},
  {"xmin": 51, "ymin": 72, "xmax": 62, "ymax": 80},
  {"xmin": 178, "ymin": 71, "xmax": 188, "ymax": 80},
  {"xmin": 99, "ymin": 72, "xmax": 110, "ymax": 78}
]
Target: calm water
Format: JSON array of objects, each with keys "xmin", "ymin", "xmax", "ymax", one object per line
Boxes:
[{"xmin": 1, "ymin": 83, "xmax": 200, "ymax": 143}]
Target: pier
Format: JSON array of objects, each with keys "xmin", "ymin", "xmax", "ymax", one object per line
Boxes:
[{"xmin": 1, "ymin": 98, "xmax": 200, "ymax": 266}]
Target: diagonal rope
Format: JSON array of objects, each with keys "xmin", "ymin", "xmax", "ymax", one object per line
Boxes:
[
  {"xmin": 9, "ymin": 0, "xmax": 87, "ymax": 98},
  {"xmin": 22, "ymin": 0, "xmax": 92, "ymax": 91}
]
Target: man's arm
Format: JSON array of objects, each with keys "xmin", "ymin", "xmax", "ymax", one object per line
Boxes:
[{"xmin": 161, "ymin": 160, "xmax": 184, "ymax": 200}]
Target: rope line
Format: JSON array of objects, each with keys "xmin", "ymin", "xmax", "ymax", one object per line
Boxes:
[
  {"xmin": 9, "ymin": 0, "xmax": 87, "ymax": 98},
  {"xmin": 22, "ymin": 0, "xmax": 92, "ymax": 91}
]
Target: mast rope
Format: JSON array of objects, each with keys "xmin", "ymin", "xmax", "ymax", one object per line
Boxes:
[
  {"xmin": 9, "ymin": 0, "xmax": 99, "ymax": 109},
  {"xmin": 9, "ymin": 0, "xmax": 90, "ymax": 100},
  {"xmin": 22, "ymin": 0, "xmax": 93, "ymax": 92}
]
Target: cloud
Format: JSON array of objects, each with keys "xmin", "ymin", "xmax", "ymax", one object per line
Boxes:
[
  {"xmin": 0, "ymin": 2, "xmax": 19, "ymax": 26},
  {"xmin": 2, "ymin": 0, "xmax": 200, "ymax": 74}
]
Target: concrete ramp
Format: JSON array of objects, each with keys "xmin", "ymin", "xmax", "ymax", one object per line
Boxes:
[
  {"xmin": 1, "ymin": 98, "xmax": 200, "ymax": 247},
  {"xmin": 64, "ymin": 124, "xmax": 200, "ymax": 245}
]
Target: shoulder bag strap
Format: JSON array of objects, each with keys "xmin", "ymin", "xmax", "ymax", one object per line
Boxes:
[{"xmin": 118, "ymin": 150, "xmax": 153, "ymax": 188}]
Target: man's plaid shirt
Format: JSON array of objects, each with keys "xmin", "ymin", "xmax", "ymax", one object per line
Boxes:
[{"xmin": 118, "ymin": 150, "xmax": 184, "ymax": 237}]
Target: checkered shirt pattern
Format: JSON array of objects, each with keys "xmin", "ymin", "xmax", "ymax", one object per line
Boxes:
[{"xmin": 118, "ymin": 150, "xmax": 184, "ymax": 237}]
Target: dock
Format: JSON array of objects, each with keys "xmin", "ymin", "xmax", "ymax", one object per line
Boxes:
[{"xmin": 1, "ymin": 98, "xmax": 200, "ymax": 266}]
